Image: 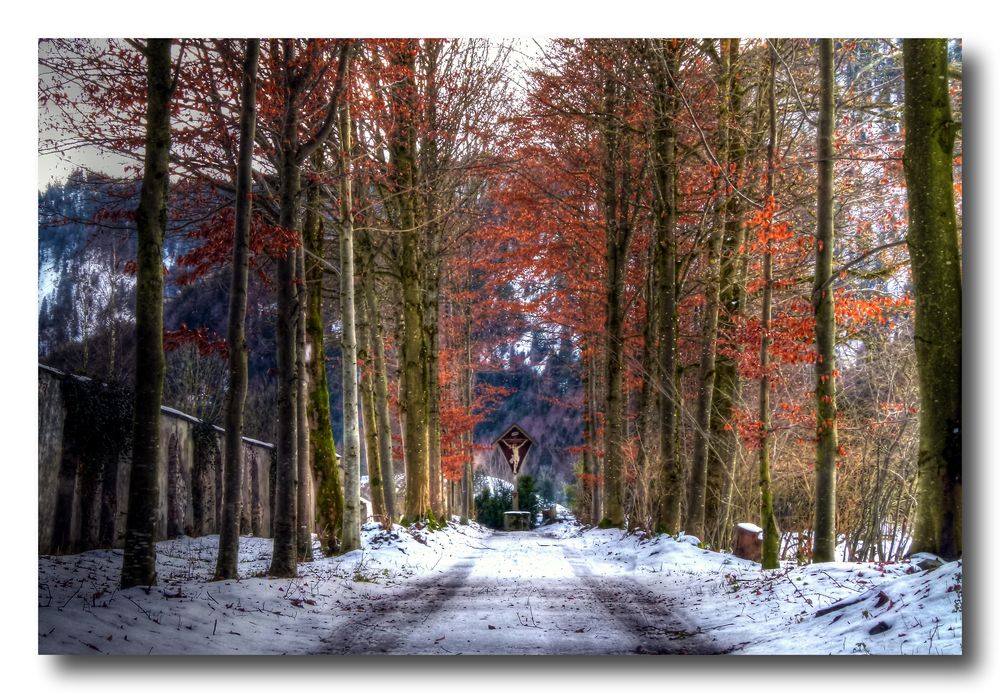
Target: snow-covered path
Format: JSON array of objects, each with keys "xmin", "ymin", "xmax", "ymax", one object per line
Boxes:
[
  {"xmin": 318, "ymin": 530, "xmax": 723, "ymax": 655},
  {"xmin": 37, "ymin": 519, "xmax": 962, "ymax": 655}
]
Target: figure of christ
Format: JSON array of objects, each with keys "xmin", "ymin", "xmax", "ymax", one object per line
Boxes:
[{"xmin": 506, "ymin": 438, "xmax": 527, "ymax": 473}]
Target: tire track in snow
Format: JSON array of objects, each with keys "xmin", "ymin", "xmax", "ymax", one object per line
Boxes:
[
  {"xmin": 316, "ymin": 553, "xmax": 479, "ymax": 654},
  {"xmin": 559, "ymin": 544, "xmax": 727, "ymax": 654},
  {"xmin": 316, "ymin": 531, "xmax": 727, "ymax": 654}
]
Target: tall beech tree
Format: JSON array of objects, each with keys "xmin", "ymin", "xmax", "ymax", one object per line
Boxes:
[
  {"xmin": 359, "ymin": 229, "xmax": 397, "ymax": 521},
  {"xmin": 353, "ymin": 153, "xmax": 388, "ymax": 522},
  {"xmin": 757, "ymin": 40, "xmax": 781, "ymax": 570},
  {"xmin": 302, "ymin": 150, "xmax": 344, "ymax": 555},
  {"xmin": 705, "ymin": 38, "xmax": 745, "ymax": 548},
  {"xmin": 902, "ymin": 39, "xmax": 962, "ymax": 560},
  {"xmin": 339, "ymin": 95, "xmax": 363, "ymax": 552},
  {"xmin": 597, "ymin": 64, "xmax": 632, "ymax": 530},
  {"xmin": 648, "ymin": 39, "xmax": 683, "ymax": 535},
  {"xmin": 215, "ymin": 39, "xmax": 259, "ymax": 581},
  {"xmin": 268, "ymin": 39, "xmax": 352, "ymax": 577},
  {"xmin": 267, "ymin": 39, "xmax": 303, "ymax": 577},
  {"xmin": 421, "ymin": 41, "xmax": 446, "ymax": 520},
  {"xmin": 385, "ymin": 41, "xmax": 432, "ymax": 523},
  {"xmin": 686, "ymin": 39, "xmax": 731, "ymax": 540},
  {"xmin": 121, "ymin": 38, "xmax": 173, "ymax": 589},
  {"xmin": 590, "ymin": 42, "xmax": 645, "ymax": 530},
  {"xmin": 295, "ymin": 240, "xmax": 313, "ymax": 562},
  {"xmin": 812, "ymin": 38, "xmax": 839, "ymax": 563},
  {"xmin": 356, "ymin": 232, "xmax": 387, "ymax": 521}
]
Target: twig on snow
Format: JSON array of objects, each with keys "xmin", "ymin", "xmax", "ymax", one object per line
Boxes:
[
  {"xmin": 124, "ymin": 594, "xmax": 153, "ymax": 621},
  {"xmin": 61, "ymin": 584, "xmax": 83, "ymax": 608}
]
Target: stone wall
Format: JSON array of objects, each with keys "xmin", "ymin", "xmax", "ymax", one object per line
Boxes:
[{"xmin": 38, "ymin": 365, "xmax": 275, "ymax": 555}]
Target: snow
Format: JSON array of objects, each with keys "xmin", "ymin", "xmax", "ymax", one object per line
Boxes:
[
  {"xmin": 553, "ymin": 522, "xmax": 962, "ymax": 655},
  {"xmin": 37, "ymin": 521, "xmax": 491, "ymax": 655},
  {"xmin": 37, "ymin": 515, "xmax": 962, "ymax": 657}
]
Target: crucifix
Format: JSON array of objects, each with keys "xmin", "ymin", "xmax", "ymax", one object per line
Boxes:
[{"xmin": 493, "ymin": 424, "xmax": 535, "ymax": 512}]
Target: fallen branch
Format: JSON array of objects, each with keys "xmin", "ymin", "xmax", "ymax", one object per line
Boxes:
[
  {"xmin": 783, "ymin": 573, "xmax": 814, "ymax": 606},
  {"xmin": 815, "ymin": 592, "xmax": 869, "ymax": 618},
  {"xmin": 124, "ymin": 594, "xmax": 153, "ymax": 621},
  {"xmin": 61, "ymin": 584, "xmax": 83, "ymax": 609}
]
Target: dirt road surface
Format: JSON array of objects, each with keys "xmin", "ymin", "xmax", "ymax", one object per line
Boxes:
[{"xmin": 317, "ymin": 529, "xmax": 728, "ymax": 655}]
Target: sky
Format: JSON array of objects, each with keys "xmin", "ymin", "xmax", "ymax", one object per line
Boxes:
[
  {"xmin": 6, "ymin": 0, "xmax": 998, "ymax": 688},
  {"xmin": 36, "ymin": 38, "xmax": 545, "ymax": 192}
]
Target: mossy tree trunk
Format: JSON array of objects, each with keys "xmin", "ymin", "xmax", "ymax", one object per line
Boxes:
[
  {"xmin": 389, "ymin": 43, "xmax": 431, "ymax": 524},
  {"xmin": 216, "ymin": 38, "xmax": 258, "ymax": 581},
  {"xmin": 812, "ymin": 38, "xmax": 840, "ymax": 563},
  {"xmin": 421, "ymin": 42, "xmax": 445, "ymax": 521},
  {"xmin": 121, "ymin": 38, "xmax": 172, "ymax": 589},
  {"xmin": 268, "ymin": 39, "xmax": 352, "ymax": 573},
  {"xmin": 648, "ymin": 39, "xmax": 683, "ymax": 535},
  {"xmin": 902, "ymin": 39, "xmax": 962, "ymax": 560},
  {"xmin": 598, "ymin": 72, "xmax": 633, "ymax": 530},
  {"xmin": 706, "ymin": 38, "xmax": 745, "ymax": 549},
  {"xmin": 303, "ymin": 156, "xmax": 343, "ymax": 556},
  {"xmin": 286, "ymin": 42, "xmax": 355, "ymax": 558},
  {"xmin": 424, "ymin": 243, "xmax": 443, "ymax": 520}
]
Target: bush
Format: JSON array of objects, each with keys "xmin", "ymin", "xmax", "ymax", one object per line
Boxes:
[
  {"xmin": 475, "ymin": 485, "xmax": 512, "ymax": 530},
  {"xmin": 517, "ymin": 475, "xmax": 541, "ymax": 528},
  {"xmin": 474, "ymin": 475, "xmax": 543, "ymax": 529}
]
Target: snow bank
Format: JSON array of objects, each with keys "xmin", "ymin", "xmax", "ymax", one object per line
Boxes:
[
  {"xmin": 555, "ymin": 526, "xmax": 962, "ymax": 655},
  {"xmin": 38, "ymin": 520, "xmax": 491, "ymax": 655},
  {"xmin": 739, "ymin": 559, "xmax": 962, "ymax": 654}
]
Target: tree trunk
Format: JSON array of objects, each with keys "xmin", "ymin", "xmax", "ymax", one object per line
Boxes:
[
  {"xmin": 705, "ymin": 39, "xmax": 745, "ymax": 549},
  {"xmin": 425, "ymin": 232, "xmax": 444, "ymax": 520},
  {"xmin": 400, "ymin": 232, "xmax": 429, "ymax": 524},
  {"xmin": 121, "ymin": 38, "xmax": 172, "ymax": 589},
  {"xmin": 601, "ymin": 243, "xmax": 626, "ymax": 529},
  {"xmin": 339, "ymin": 97, "xmax": 362, "ymax": 553},
  {"xmin": 599, "ymin": 73, "xmax": 629, "ymax": 530},
  {"xmin": 687, "ymin": 39, "xmax": 730, "ymax": 541},
  {"xmin": 460, "ymin": 270, "xmax": 474, "ymax": 524},
  {"xmin": 390, "ymin": 44, "xmax": 431, "ymax": 524},
  {"xmin": 421, "ymin": 44, "xmax": 445, "ymax": 522},
  {"xmin": 296, "ymin": 241, "xmax": 313, "ymax": 562},
  {"xmin": 268, "ymin": 41, "xmax": 302, "ymax": 578},
  {"xmin": 583, "ymin": 349, "xmax": 600, "ymax": 524},
  {"xmin": 758, "ymin": 40, "xmax": 781, "ymax": 570},
  {"xmin": 215, "ymin": 38, "xmax": 258, "ymax": 581},
  {"xmin": 637, "ymin": 241, "xmax": 659, "ymax": 530},
  {"xmin": 812, "ymin": 37, "xmax": 839, "ymax": 563},
  {"xmin": 356, "ymin": 233, "xmax": 386, "ymax": 521},
  {"xmin": 902, "ymin": 39, "xmax": 962, "ymax": 560},
  {"xmin": 304, "ymin": 154, "xmax": 344, "ymax": 556},
  {"xmin": 363, "ymin": 264, "xmax": 397, "ymax": 522},
  {"xmin": 649, "ymin": 40, "xmax": 683, "ymax": 535}
]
